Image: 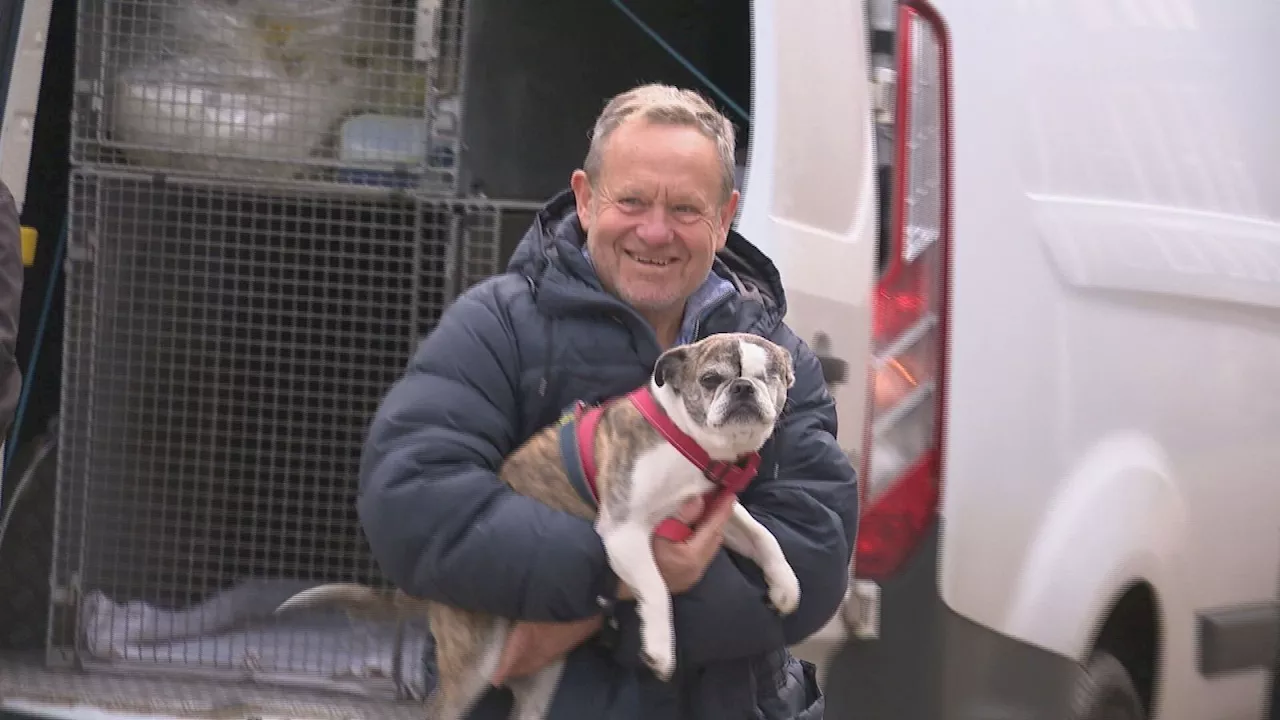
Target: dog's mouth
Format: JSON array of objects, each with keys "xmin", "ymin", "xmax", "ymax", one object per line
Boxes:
[{"xmin": 721, "ymin": 401, "xmax": 767, "ymax": 423}]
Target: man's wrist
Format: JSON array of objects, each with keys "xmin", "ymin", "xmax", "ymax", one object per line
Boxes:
[
  {"xmin": 615, "ymin": 579, "xmax": 634, "ymax": 602},
  {"xmin": 593, "ymin": 582, "xmax": 629, "ymax": 651}
]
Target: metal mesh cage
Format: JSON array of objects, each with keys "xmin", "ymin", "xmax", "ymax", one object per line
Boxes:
[
  {"xmin": 49, "ymin": 168, "xmax": 505, "ymax": 695},
  {"xmin": 71, "ymin": 0, "xmax": 468, "ymax": 191}
]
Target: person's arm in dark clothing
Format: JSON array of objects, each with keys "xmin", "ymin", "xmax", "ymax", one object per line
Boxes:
[
  {"xmin": 0, "ymin": 182, "xmax": 24, "ymax": 440},
  {"xmin": 356, "ymin": 278, "xmax": 617, "ymax": 622},
  {"xmin": 608, "ymin": 330, "xmax": 859, "ymax": 668}
]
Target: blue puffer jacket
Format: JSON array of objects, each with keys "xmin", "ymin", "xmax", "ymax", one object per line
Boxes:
[{"xmin": 357, "ymin": 189, "xmax": 858, "ymax": 719}]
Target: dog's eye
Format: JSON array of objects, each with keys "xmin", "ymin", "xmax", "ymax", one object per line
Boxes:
[{"xmin": 699, "ymin": 373, "xmax": 724, "ymax": 390}]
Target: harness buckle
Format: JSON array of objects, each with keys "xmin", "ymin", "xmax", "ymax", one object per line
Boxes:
[{"xmin": 704, "ymin": 463, "xmax": 732, "ymax": 484}]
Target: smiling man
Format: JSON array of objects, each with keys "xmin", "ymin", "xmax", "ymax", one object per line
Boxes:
[{"xmin": 357, "ymin": 84, "xmax": 858, "ymax": 719}]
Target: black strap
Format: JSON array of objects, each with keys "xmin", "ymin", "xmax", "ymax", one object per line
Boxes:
[{"xmin": 558, "ymin": 416, "xmax": 598, "ymax": 508}]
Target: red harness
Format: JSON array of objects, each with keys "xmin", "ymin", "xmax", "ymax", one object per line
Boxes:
[{"xmin": 565, "ymin": 386, "xmax": 762, "ymax": 542}]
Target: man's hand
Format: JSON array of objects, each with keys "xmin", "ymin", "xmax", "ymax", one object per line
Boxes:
[
  {"xmin": 490, "ymin": 498, "xmax": 734, "ymax": 684},
  {"xmin": 616, "ymin": 494, "xmax": 737, "ymax": 601},
  {"xmin": 490, "ymin": 615, "xmax": 603, "ymax": 686},
  {"xmin": 653, "ymin": 493, "xmax": 735, "ymax": 593}
]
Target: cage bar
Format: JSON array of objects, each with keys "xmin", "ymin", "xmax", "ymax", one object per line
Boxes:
[{"xmin": 50, "ymin": 168, "xmax": 504, "ymax": 695}]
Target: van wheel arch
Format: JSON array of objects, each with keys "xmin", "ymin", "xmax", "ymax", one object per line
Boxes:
[
  {"xmin": 1072, "ymin": 651, "xmax": 1146, "ymax": 720},
  {"xmin": 1076, "ymin": 582, "xmax": 1162, "ymax": 719}
]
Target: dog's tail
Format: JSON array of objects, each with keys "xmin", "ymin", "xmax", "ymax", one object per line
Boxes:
[{"xmin": 274, "ymin": 583, "xmax": 430, "ymax": 621}]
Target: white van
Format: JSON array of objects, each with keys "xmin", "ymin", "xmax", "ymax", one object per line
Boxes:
[
  {"xmin": 1, "ymin": 0, "xmax": 1277, "ymax": 719},
  {"xmin": 766, "ymin": 1, "xmax": 1280, "ymax": 719}
]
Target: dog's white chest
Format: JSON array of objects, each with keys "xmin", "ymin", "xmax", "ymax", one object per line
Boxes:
[{"xmin": 625, "ymin": 443, "xmax": 716, "ymax": 526}]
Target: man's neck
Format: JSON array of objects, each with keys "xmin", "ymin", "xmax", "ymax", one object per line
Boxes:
[{"xmin": 641, "ymin": 309, "xmax": 684, "ymax": 350}]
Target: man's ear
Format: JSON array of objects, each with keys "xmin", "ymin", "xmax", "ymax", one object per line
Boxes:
[
  {"xmin": 570, "ymin": 170, "xmax": 593, "ymax": 231},
  {"xmin": 716, "ymin": 189, "xmax": 740, "ymax": 250},
  {"xmin": 653, "ymin": 347, "xmax": 690, "ymax": 389}
]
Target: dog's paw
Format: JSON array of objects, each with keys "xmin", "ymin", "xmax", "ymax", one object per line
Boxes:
[
  {"xmin": 641, "ymin": 644, "xmax": 676, "ymax": 682},
  {"xmin": 767, "ymin": 566, "xmax": 801, "ymax": 616},
  {"xmin": 639, "ymin": 623, "xmax": 676, "ymax": 681}
]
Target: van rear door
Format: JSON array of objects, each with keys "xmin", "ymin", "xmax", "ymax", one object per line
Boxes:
[
  {"xmin": 734, "ymin": 0, "xmax": 881, "ymax": 676},
  {"xmin": 735, "ymin": 0, "xmax": 880, "ymax": 465},
  {"xmin": 0, "ymin": 0, "xmax": 52, "ymax": 210}
]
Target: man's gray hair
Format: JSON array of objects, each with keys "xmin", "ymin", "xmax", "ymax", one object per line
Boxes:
[{"xmin": 583, "ymin": 83, "xmax": 738, "ymax": 205}]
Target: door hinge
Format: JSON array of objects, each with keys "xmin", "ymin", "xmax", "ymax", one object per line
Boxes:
[
  {"xmin": 871, "ymin": 67, "xmax": 898, "ymax": 126},
  {"xmin": 842, "ymin": 579, "xmax": 882, "ymax": 640}
]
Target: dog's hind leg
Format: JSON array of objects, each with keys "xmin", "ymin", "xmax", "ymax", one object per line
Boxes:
[
  {"xmin": 507, "ymin": 659, "xmax": 566, "ymax": 720},
  {"xmin": 429, "ymin": 611, "xmax": 510, "ymax": 720},
  {"xmin": 598, "ymin": 520, "xmax": 676, "ymax": 681}
]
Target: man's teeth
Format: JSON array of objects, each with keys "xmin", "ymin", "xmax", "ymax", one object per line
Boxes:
[{"xmin": 627, "ymin": 251, "xmax": 673, "ymax": 266}]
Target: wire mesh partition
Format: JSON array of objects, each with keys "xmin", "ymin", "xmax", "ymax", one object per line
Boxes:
[
  {"xmin": 70, "ymin": 0, "xmax": 468, "ymax": 191},
  {"xmin": 49, "ymin": 168, "xmax": 504, "ymax": 696}
]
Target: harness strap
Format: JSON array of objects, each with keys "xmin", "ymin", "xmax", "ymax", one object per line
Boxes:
[
  {"xmin": 557, "ymin": 402, "xmax": 600, "ymax": 508},
  {"xmin": 627, "ymin": 387, "xmax": 762, "ymax": 495},
  {"xmin": 557, "ymin": 388, "xmax": 763, "ymax": 543}
]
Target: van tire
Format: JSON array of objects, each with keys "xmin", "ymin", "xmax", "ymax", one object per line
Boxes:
[{"xmin": 1072, "ymin": 651, "xmax": 1146, "ymax": 720}]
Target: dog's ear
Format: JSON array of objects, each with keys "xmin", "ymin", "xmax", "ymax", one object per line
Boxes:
[
  {"xmin": 780, "ymin": 347, "xmax": 796, "ymax": 389},
  {"xmin": 653, "ymin": 347, "xmax": 690, "ymax": 389},
  {"xmin": 768, "ymin": 343, "xmax": 796, "ymax": 389}
]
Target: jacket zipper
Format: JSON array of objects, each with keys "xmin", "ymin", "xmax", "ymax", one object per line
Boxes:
[{"xmin": 690, "ymin": 292, "xmax": 736, "ymax": 343}]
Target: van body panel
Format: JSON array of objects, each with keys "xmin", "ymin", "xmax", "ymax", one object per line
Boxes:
[{"xmin": 931, "ymin": 0, "xmax": 1280, "ymax": 717}]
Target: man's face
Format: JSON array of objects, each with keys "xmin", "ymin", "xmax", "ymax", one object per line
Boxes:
[{"xmin": 571, "ymin": 119, "xmax": 740, "ymax": 317}]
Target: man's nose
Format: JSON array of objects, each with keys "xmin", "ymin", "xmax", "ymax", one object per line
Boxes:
[{"xmin": 634, "ymin": 206, "xmax": 675, "ymax": 245}]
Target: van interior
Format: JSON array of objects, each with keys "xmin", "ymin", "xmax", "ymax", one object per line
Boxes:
[{"xmin": 0, "ymin": 0, "xmax": 791, "ymax": 710}]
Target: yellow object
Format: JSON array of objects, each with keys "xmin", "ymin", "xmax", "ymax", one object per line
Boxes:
[{"xmin": 20, "ymin": 227, "xmax": 37, "ymax": 267}]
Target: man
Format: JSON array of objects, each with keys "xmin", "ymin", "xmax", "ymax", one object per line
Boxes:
[
  {"xmin": 0, "ymin": 180, "xmax": 23, "ymax": 441},
  {"xmin": 357, "ymin": 84, "xmax": 857, "ymax": 719}
]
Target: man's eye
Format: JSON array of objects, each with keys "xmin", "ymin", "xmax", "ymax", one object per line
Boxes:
[
  {"xmin": 618, "ymin": 197, "xmax": 644, "ymax": 208},
  {"xmin": 672, "ymin": 205, "xmax": 707, "ymax": 225},
  {"xmin": 700, "ymin": 373, "xmax": 723, "ymax": 390}
]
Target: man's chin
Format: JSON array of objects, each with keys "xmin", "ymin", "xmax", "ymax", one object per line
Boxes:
[{"xmin": 618, "ymin": 288, "xmax": 686, "ymax": 315}]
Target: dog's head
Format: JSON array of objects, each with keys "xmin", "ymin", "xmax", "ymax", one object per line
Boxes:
[{"xmin": 651, "ymin": 333, "xmax": 795, "ymax": 460}]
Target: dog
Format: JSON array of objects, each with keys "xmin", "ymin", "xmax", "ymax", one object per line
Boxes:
[{"xmin": 275, "ymin": 332, "xmax": 802, "ymax": 720}]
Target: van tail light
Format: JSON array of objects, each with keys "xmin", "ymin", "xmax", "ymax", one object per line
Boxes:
[{"xmin": 854, "ymin": 0, "xmax": 952, "ymax": 582}]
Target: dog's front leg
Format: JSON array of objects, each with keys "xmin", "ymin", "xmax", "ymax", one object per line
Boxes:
[
  {"xmin": 721, "ymin": 500, "xmax": 801, "ymax": 616},
  {"xmin": 598, "ymin": 521, "xmax": 676, "ymax": 681}
]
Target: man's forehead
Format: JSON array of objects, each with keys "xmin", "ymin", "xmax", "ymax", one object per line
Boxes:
[
  {"xmin": 605, "ymin": 179, "xmax": 711, "ymax": 204},
  {"xmin": 596, "ymin": 123, "xmax": 720, "ymax": 192},
  {"xmin": 597, "ymin": 162, "xmax": 712, "ymax": 195}
]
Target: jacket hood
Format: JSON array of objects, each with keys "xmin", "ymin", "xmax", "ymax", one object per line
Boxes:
[{"xmin": 506, "ymin": 188, "xmax": 789, "ymax": 328}]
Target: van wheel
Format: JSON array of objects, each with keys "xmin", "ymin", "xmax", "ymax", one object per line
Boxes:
[{"xmin": 1072, "ymin": 651, "xmax": 1145, "ymax": 720}]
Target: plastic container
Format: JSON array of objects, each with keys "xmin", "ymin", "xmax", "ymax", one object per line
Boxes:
[{"xmin": 338, "ymin": 114, "xmax": 428, "ymax": 187}]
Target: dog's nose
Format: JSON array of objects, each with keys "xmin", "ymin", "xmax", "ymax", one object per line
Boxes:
[{"xmin": 729, "ymin": 379, "xmax": 754, "ymax": 397}]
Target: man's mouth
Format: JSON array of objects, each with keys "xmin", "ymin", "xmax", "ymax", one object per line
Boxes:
[{"xmin": 624, "ymin": 250, "xmax": 676, "ymax": 268}]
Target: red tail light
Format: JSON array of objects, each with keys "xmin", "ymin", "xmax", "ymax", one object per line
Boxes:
[{"xmin": 854, "ymin": 0, "xmax": 952, "ymax": 582}]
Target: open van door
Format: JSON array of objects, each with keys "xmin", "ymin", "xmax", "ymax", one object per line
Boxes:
[
  {"xmin": 735, "ymin": 0, "xmax": 881, "ymax": 679},
  {"xmin": 0, "ymin": 0, "xmax": 53, "ymax": 211},
  {"xmin": 737, "ymin": 0, "xmax": 879, "ymax": 473}
]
